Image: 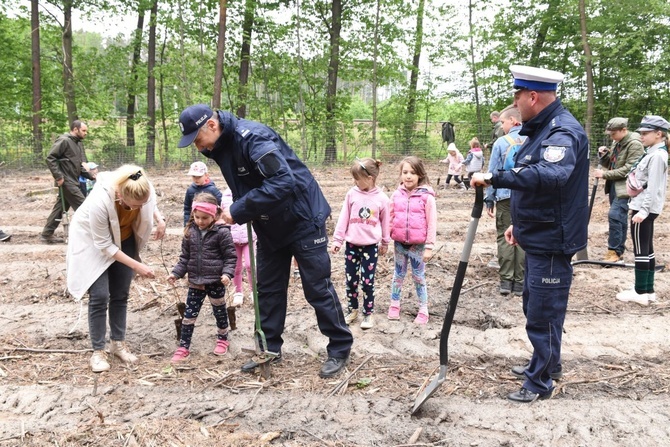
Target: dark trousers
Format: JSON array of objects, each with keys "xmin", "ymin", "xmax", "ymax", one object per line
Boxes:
[
  {"xmin": 631, "ymin": 211, "xmax": 658, "ymax": 294},
  {"xmin": 88, "ymin": 237, "xmax": 136, "ymax": 350},
  {"xmin": 179, "ymin": 283, "xmax": 229, "ymax": 349},
  {"xmin": 42, "ymin": 180, "xmax": 85, "ymax": 236},
  {"xmin": 343, "ymin": 242, "xmax": 379, "ymax": 315},
  {"xmin": 256, "ymin": 225, "xmax": 353, "ymax": 359},
  {"xmin": 607, "ymin": 193, "xmax": 629, "ymax": 255},
  {"xmin": 521, "ymin": 252, "xmax": 573, "ymax": 395}
]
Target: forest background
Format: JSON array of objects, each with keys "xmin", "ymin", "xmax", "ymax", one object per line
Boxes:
[{"xmin": 2, "ymin": 0, "xmax": 670, "ymax": 169}]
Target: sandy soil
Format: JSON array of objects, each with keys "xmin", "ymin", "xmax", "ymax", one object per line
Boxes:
[{"xmin": 0, "ymin": 165, "xmax": 669, "ymax": 446}]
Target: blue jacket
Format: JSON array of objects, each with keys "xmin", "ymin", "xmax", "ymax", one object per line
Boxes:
[
  {"xmin": 491, "ymin": 99, "xmax": 589, "ymax": 255},
  {"xmin": 183, "ymin": 181, "xmax": 223, "ymax": 226},
  {"xmin": 200, "ymin": 111, "xmax": 331, "ymax": 252},
  {"xmin": 485, "ymin": 125, "xmax": 525, "ymax": 204}
]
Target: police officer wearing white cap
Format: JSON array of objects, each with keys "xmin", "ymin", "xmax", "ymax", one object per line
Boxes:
[
  {"xmin": 616, "ymin": 115, "xmax": 670, "ymax": 306},
  {"xmin": 472, "ymin": 65, "xmax": 590, "ymax": 403}
]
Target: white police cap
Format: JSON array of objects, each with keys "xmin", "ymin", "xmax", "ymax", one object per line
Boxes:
[{"xmin": 510, "ymin": 65, "xmax": 564, "ymax": 91}]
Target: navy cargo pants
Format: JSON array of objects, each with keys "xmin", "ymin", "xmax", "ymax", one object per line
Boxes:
[
  {"xmin": 255, "ymin": 224, "xmax": 353, "ymax": 359},
  {"xmin": 521, "ymin": 252, "xmax": 573, "ymax": 396}
]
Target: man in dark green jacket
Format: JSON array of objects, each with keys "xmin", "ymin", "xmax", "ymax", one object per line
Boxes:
[
  {"xmin": 41, "ymin": 120, "xmax": 94, "ymax": 244},
  {"xmin": 594, "ymin": 118, "xmax": 645, "ymax": 262}
]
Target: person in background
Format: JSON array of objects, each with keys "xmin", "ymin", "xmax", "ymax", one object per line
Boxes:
[
  {"xmin": 332, "ymin": 157, "xmax": 390, "ymax": 330},
  {"xmin": 471, "ymin": 65, "xmax": 589, "ymax": 403},
  {"xmin": 594, "ymin": 118, "xmax": 644, "ymax": 263},
  {"xmin": 616, "ymin": 115, "xmax": 669, "ymax": 306},
  {"xmin": 463, "ymin": 137, "xmax": 485, "ymax": 185},
  {"xmin": 183, "ymin": 161, "xmax": 223, "ymax": 226},
  {"xmin": 485, "ymin": 111, "xmax": 505, "ymax": 152},
  {"xmin": 221, "ymin": 188, "xmax": 256, "ymax": 307},
  {"xmin": 42, "ymin": 120, "xmax": 93, "ymax": 244},
  {"xmin": 439, "ymin": 143, "xmax": 467, "ymax": 190},
  {"xmin": 66, "ymin": 165, "xmax": 167, "ymax": 372},
  {"xmin": 79, "ymin": 162, "xmax": 99, "ymax": 197},
  {"xmin": 387, "ymin": 156, "xmax": 437, "ymax": 325},
  {"xmin": 176, "ymin": 104, "xmax": 353, "ymax": 379},
  {"xmin": 485, "ymin": 105, "xmax": 526, "ymax": 296},
  {"xmin": 168, "ymin": 192, "xmax": 237, "ymax": 362}
]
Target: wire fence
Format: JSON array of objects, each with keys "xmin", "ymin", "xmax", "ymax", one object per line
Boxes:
[{"xmin": 0, "ymin": 121, "xmax": 616, "ymax": 172}]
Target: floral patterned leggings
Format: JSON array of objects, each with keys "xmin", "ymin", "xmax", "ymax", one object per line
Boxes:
[
  {"xmin": 179, "ymin": 282, "xmax": 229, "ymax": 349},
  {"xmin": 390, "ymin": 242, "xmax": 428, "ymax": 311},
  {"xmin": 344, "ymin": 242, "xmax": 379, "ymax": 315}
]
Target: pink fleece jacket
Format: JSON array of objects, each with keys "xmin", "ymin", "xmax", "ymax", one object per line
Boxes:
[{"xmin": 332, "ymin": 186, "xmax": 391, "ymax": 249}]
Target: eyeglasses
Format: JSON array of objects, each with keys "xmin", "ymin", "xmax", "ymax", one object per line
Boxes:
[
  {"xmin": 356, "ymin": 157, "xmax": 371, "ymax": 176},
  {"xmin": 116, "ymin": 197, "xmax": 149, "ymax": 210}
]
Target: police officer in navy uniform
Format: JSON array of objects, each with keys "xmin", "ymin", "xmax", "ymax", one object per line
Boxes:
[
  {"xmin": 472, "ymin": 65, "xmax": 589, "ymax": 402},
  {"xmin": 177, "ymin": 104, "xmax": 353, "ymax": 378}
]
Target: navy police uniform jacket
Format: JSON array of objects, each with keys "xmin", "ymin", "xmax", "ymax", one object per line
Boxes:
[
  {"xmin": 491, "ymin": 99, "xmax": 589, "ymax": 255},
  {"xmin": 200, "ymin": 111, "xmax": 331, "ymax": 252}
]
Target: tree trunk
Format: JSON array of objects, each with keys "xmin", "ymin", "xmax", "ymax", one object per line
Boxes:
[
  {"xmin": 579, "ymin": 0, "xmax": 594, "ymax": 140},
  {"xmin": 371, "ymin": 0, "xmax": 380, "ymax": 159},
  {"xmin": 212, "ymin": 0, "xmax": 228, "ymax": 109},
  {"xmin": 529, "ymin": 0, "xmax": 559, "ymax": 66},
  {"xmin": 324, "ymin": 0, "xmax": 342, "ymax": 164},
  {"xmin": 468, "ymin": 0, "xmax": 481, "ymax": 133},
  {"xmin": 159, "ymin": 29, "xmax": 169, "ymax": 167},
  {"xmin": 403, "ymin": 0, "xmax": 425, "ymax": 154},
  {"xmin": 62, "ymin": 0, "xmax": 78, "ymax": 125},
  {"xmin": 145, "ymin": 0, "xmax": 158, "ymax": 167},
  {"xmin": 126, "ymin": 12, "xmax": 144, "ymax": 149},
  {"xmin": 237, "ymin": 0, "xmax": 256, "ymax": 118},
  {"xmin": 295, "ymin": 0, "xmax": 308, "ymax": 159},
  {"xmin": 31, "ymin": 0, "xmax": 42, "ymax": 158}
]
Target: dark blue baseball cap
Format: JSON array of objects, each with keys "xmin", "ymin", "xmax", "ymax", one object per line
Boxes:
[{"xmin": 178, "ymin": 104, "xmax": 213, "ymax": 148}]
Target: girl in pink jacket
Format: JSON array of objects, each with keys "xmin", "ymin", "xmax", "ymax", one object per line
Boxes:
[
  {"xmin": 221, "ymin": 188, "xmax": 257, "ymax": 306},
  {"xmin": 332, "ymin": 158, "xmax": 390, "ymax": 330},
  {"xmin": 388, "ymin": 156, "xmax": 437, "ymax": 325},
  {"xmin": 439, "ymin": 143, "xmax": 467, "ymax": 190}
]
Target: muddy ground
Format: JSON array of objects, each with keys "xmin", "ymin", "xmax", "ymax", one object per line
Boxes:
[{"xmin": 0, "ymin": 164, "xmax": 669, "ymax": 447}]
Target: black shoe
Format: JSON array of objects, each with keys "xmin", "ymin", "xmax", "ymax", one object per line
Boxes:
[
  {"xmin": 499, "ymin": 280, "xmax": 513, "ymax": 295},
  {"xmin": 40, "ymin": 234, "xmax": 64, "ymax": 244},
  {"xmin": 0, "ymin": 230, "xmax": 10, "ymax": 242},
  {"xmin": 319, "ymin": 356, "xmax": 349, "ymax": 378},
  {"xmin": 511, "ymin": 363, "xmax": 563, "ymax": 380},
  {"xmin": 507, "ymin": 387, "xmax": 552, "ymax": 403},
  {"xmin": 512, "ymin": 281, "xmax": 523, "ymax": 296},
  {"xmin": 240, "ymin": 353, "xmax": 282, "ymax": 373}
]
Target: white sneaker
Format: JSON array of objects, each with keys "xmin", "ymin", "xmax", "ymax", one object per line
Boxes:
[
  {"xmin": 360, "ymin": 314, "xmax": 374, "ymax": 329},
  {"xmin": 648, "ymin": 293, "xmax": 657, "ymax": 303},
  {"xmin": 344, "ymin": 308, "xmax": 359, "ymax": 325},
  {"xmin": 110, "ymin": 340, "xmax": 139, "ymax": 365},
  {"xmin": 232, "ymin": 292, "xmax": 244, "ymax": 306},
  {"xmin": 90, "ymin": 350, "xmax": 110, "ymax": 372},
  {"xmin": 616, "ymin": 289, "xmax": 649, "ymax": 306}
]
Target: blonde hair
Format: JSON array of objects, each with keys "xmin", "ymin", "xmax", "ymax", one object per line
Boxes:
[
  {"xmin": 500, "ymin": 105, "xmax": 521, "ymax": 123},
  {"xmin": 113, "ymin": 165, "xmax": 151, "ymax": 202},
  {"xmin": 184, "ymin": 192, "xmax": 221, "ymax": 237},
  {"xmin": 469, "ymin": 137, "xmax": 481, "ymax": 149},
  {"xmin": 398, "ymin": 156, "xmax": 430, "ymax": 186},
  {"xmin": 351, "ymin": 157, "xmax": 381, "ymax": 182}
]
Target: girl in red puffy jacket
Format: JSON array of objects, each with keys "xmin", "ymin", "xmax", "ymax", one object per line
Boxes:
[{"xmin": 387, "ymin": 156, "xmax": 437, "ymax": 325}]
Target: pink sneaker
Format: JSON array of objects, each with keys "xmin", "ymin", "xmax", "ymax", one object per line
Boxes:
[
  {"xmin": 171, "ymin": 347, "xmax": 190, "ymax": 363},
  {"xmin": 414, "ymin": 312, "xmax": 429, "ymax": 325},
  {"xmin": 387, "ymin": 305, "xmax": 400, "ymax": 320},
  {"xmin": 214, "ymin": 339, "xmax": 229, "ymax": 356}
]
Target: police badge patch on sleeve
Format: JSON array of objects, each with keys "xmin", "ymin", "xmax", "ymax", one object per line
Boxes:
[{"xmin": 543, "ymin": 146, "xmax": 567, "ymax": 163}]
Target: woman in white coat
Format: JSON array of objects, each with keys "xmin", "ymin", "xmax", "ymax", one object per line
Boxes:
[{"xmin": 67, "ymin": 164, "xmax": 166, "ymax": 372}]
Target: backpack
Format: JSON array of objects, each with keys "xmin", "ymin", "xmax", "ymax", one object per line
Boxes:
[
  {"xmin": 441, "ymin": 122, "xmax": 455, "ymax": 144},
  {"xmin": 502, "ymin": 135, "xmax": 525, "ymax": 171}
]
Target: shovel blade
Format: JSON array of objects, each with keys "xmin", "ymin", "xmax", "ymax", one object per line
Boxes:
[{"xmin": 411, "ymin": 365, "xmax": 447, "ymax": 415}]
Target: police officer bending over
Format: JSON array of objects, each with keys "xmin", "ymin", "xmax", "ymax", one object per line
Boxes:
[
  {"xmin": 471, "ymin": 65, "xmax": 589, "ymax": 403},
  {"xmin": 177, "ymin": 104, "xmax": 353, "ymax": 379}
]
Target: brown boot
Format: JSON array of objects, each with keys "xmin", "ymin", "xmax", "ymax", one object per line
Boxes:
[{"xmin": 603, "ymin": 250, "xmax": 621, "ymax": 262}]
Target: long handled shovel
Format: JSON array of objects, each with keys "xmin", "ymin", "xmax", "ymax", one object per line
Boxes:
[
  {"xmin": 412, "ymin": 185, "xmax": 483, "ymax": 415},
  {"xmin": 241, "ymin": 222, "xmax": 278, "ymax": 379},
  {"xmin": 59, "ymin": 184, "xmax": 70, "ymax": 243}
]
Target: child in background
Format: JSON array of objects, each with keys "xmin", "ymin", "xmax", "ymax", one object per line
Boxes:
[
  {"xmin": 387, "ymin": 156, "xmax": 437, "ymax": 325},
  {"xmin": 439, "ymin": 143, "xmax": 467, "ymax": 190},
  {"xmin": 221, "ymin": 188, "xmax": 256, "ymax": 307},
  {"xmin": 463, "ymin": 137, "xmax": 485, "ymax": 185},
  {"xmin": 331, "ymin": 158, "xmax": 390, "ymax": 329},
  {"xmin": 183, "ymin": 161, "xmax": 223, "ymax": 226},
  {"xmin": 168, "ymin": 192, "xmax": 237, "ymax": 362},
  {"xmin": 78, "ymin": 162, "xmax": 99, "ymax": 197}
]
